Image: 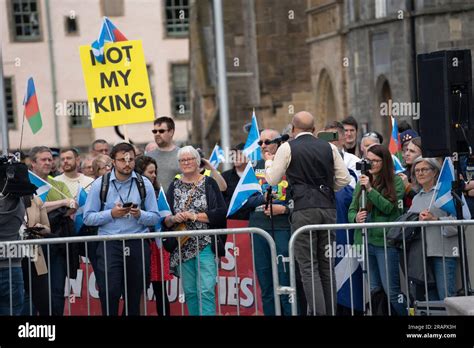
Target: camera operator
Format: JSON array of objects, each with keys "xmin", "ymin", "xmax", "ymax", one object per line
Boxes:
[
  {"xmin": 265, "ymin": 111, "xmax": 351, "ymax": 316},
  {"xmin": 348, "ymin": 144, "xmax": 407, "ymax": 315}
]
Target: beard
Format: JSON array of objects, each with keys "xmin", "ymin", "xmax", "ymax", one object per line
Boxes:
[{"xmin": 63, "ymin": 163, "xmax": 77, "ymax": 173}]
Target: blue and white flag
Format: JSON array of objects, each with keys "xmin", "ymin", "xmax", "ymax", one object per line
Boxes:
[
  {"xmin": 209, "ymin": 144, "xmax": 225, "ymax": 168},
  {"xmin": 155, "ymin": 186, "xmax": 172, "ymax": 247},
  {"xmin": 392, "ymin": 155, "xmax": 406, "ymax": 175},
  {"xmin": 91, "ymin": 17, "xmax": 127, "ymax": 64},
  {"xmin": 74, "ymin": 187, "xmax": 88, "ymax": 233},
  {"xmin": 227, "ymin": 162, "xmax": 262, "ymax": 217},
  {"xmin": 434, "ymin": 157, "xmax": 471, "ymax": 219},
  {"xmin": 243, "ymin": 111, "xmax": 262, "ymax": 162},
  {"xmin": 28, "ymin": 170, "xmax": 51, "ymax": 202}
]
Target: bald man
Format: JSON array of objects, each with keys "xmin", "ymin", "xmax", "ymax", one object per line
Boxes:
[{"xmin": 265, "ymin": 111, "xmax": 351, "ymax": 316}]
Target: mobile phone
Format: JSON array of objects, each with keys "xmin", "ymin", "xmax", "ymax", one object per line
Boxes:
[
  {"xmin": 122, "ymin": 202, "xmax": 134, "ymax": 208},
  {"xmin": 318, "ymin": 131, "xmax": 338, "ymax": 142}
]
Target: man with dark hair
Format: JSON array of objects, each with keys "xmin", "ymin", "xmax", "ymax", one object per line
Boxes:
[
  {"xmin": 147, "ymin": 116, "xmax": 180, "ymax": 191},
  {"xmin": 29, "ymin": 146, "xmax": 77, "ymax": 315},
  {"xmin": 265, "ymin": 111, "xmax": 351, "ymax": 316},
  {"xmin": 83, "ymin": 142, "xmax": 159, "ymax": 316},
  {"xmin": 55, "ymin": 148, "xmax": 94, "ymax": 195},
  {"xmin": 342, "ymin": 116, "xmax": 360, "ymax": 157},
  {"xmin": 91, "ymin": 139, "xmax": 110, "ymax": 156}
]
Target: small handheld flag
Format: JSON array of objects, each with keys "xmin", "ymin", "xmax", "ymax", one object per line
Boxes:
[
  {"xmin": 227, "ymin": 162, "xmax": 262, "ymax": 217},
  {"xmin": 392, "ymin": 155, "xmax": 406, "ymax": 175},
  {"xmin": 91, "ymin": 17, "xmax": 128, "ymax": 64},
  {"xmin": 243, "ymin": 111, "xmax": 262, "ymax": 162},
  {"xmin": 28, "ymin": 170, "xmax": 51, "ymax": 202},
  {"xmin": 74, "ymin": 187, "xmax": 88, "ymax": 233},
  {"xmin": 155, "ymin": 186, "xmax": 172, "ymax": 247},
  {"xmin": 209, "ymin": 144, "xmax": 225, "ymax": 168},
  {"xmin": 23, "ymin": 78, "xmax": 42, "ymax": 134},
  {"xmin": 433, "ymin": 157, "xmax": 471, "ymax": 219},
  {"xmin": 388, "ymin": 116, "xmax": 401, "ymax": 155}
]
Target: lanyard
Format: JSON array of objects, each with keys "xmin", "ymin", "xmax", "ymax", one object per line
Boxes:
[{"xmin": 112, "ymin": 179, "xmax": 134, "ymax": 204}]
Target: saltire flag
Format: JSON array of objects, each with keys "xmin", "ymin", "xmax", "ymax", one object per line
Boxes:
[
  {"xmin": 388, "ymin": 116, "xmax": 401, "ymax": 156},
  {"xmin": 392, "ymin": 155, "xmax": 406, "ymax": 175},
  {"xmin": 28, "ymin": 170, "xmax": 51, "ymax": 202},
  {"xmin": 91, "ymin": 17, "xmax": 128, "ymax": 64},
  {"xmin": 433, "ymin": 157, "xmax": 471, "ymax": 219},
  {"xmin": 335, "ymin": 184, "xmax": 363, "ymax": 312},
  {"xmin": 74, "ymin": 187, "xmax": 88, "ymax": 233},
  {"xmin": 243, "ymin": 111, "xmax": 262, "ymax": 162},
  {"xmin": 155, "ymin": 186, "xmax": 172, "ymax": 247},
  {"xmin": 23, "ymin": 78, "xmax": 42, "ymax": 134},
  {"xmin": 209, "ymin": 144, "xmax": 225, "ymax": 168},
  {"xmin": 227, "ymin": 162, "xmax": 262, "ymax": 217}
]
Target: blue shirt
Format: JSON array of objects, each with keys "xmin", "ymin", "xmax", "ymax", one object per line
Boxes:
[{"xmin": 83, "ymin": 170, "xmax": 159, "ymax": 235}]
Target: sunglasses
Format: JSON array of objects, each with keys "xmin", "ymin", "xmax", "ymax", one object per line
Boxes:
[
  {"xmin": 258, "ymin": 139, "xmax": 274, "ymax": 146},
  {"xmin": 152, "ymin": 129, "xmax": 169, "ymax": 134}
]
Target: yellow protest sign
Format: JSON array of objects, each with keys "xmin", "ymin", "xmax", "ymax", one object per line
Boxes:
[{"xmin": 79, "ymin": 40, "xmax": 154, "ymax": 128}]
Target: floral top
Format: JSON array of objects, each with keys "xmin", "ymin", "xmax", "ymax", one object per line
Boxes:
[{"xmin": 169, "ymin": 177, "xmax": 210, "ymax": 269}]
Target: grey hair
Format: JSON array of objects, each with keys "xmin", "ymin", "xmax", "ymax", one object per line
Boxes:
[
  {"xmin": 411, "ymin": 156, "xmax": 442, "ymax": 186},
  {"xmin": 177, "ymin": 145, "xmax": 201, "ymax": 167}
]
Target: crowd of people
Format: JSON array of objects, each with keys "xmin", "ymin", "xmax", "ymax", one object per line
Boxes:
[{"xmin": 1, "ymin": 112, "xmax": 470, "ymax": 317}]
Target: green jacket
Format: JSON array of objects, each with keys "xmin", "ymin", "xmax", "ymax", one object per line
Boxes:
[{"xmin": 348, "ymin": 175, "xmax": 405, "ymax": 247}]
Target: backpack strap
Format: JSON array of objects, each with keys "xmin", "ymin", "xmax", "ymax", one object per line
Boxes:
[
  {"xmin": 134, "ymin": 173, "xmax": 147, "ymax": 210},
  {"xmin": 99, "ymin": 172, "xmax": 111, "ymax": 211},
  {"xmin": 99, "ymin": 172, "xmax": 147, "ymax": 211}
]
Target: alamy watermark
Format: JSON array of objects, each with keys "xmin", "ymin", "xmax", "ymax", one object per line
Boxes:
[
  {"xmin": 325, "ymin": 242, "xmax": 364, "ymax": 262},
  {"xmin": 380, "ymin": 99, "xmax": 420, "ymax": 120},
  {"xmin": 0, "ymin": 243, "xmax": 39, "ymax": 262}
]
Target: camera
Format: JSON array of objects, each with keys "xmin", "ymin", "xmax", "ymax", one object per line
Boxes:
[
  {"xmin": 356, "ymin": 158, "xmax": 372, "ymax": 175},
  {"xmin": 318, "ymin": 131, "xmax": 338, "ymax": 142},
  {"xmin": 0, "ymin": 153, "xmax": 37, "ymax": 197}
]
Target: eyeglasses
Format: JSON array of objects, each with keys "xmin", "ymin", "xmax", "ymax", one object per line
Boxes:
[
  {"xmin": 258, "ymin": 139, "xmax": 273, "ymax": 146},
  {"xmin": 179, "ymin": 157, "xmax": 196, "ymax": 164},
  {"xmin": 368, "ymin": 159, "xmax": 382, "ymax": 164},
  {"xmin": 363, "ymin": 132, "xmax": 379, "ymax": 139},
  {"xmin": 415, "ymin": 167, "xmax": 433, "ymax": 175},
  {"xmin": 99, "ymin": 164, "xmax": 112, "ymax": 170},
  {"xmin": 152, "ymin": 129, "xmax": 169, "ymax": 134}
]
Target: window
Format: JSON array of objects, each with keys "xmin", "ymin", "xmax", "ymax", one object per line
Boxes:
[
  {"xmin": 171, "ymin": 64, "xmax": 189, "ymax": 117},
  {"xmin": 4, "ymin": 77, "xmax": 16, "ymax": 129},
  {"xmin": 68, "ymin": 101, "xmax": 91, "ymax": 128},
  {"xmin": 65, "ymin": 16, "xmax": 78, "ymax": 35},
  {"xmin": 165, "ymin": 0, "xmax": 189, "ymax": 37},
  {"xmin": 101, "ymin": 0, "xmax": 125, "ymax": 17},
  {"xmin": 375, "ymin": 0, "xmax": 387, "ymax": 19},
  {"xmin": 10, "ymin": 0, "xmax": 41, "ymax": 41}
]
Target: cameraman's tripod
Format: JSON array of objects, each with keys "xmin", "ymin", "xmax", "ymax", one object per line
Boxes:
[{"xmin": 360, "ymin": 184, "xmax": 373, "ymax": 315}]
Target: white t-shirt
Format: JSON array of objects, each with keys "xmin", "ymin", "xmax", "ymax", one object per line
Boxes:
[
  {"xmin": 54, "ymin": 173, "xmax": 94, "ymax": 197},
  {"xmin": 342, "ymin": 150, "xmax": 361, "ymax": 189}
]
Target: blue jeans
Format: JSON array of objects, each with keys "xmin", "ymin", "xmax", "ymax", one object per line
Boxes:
[
  {"xmin": 0, "ymin": 267, "xmax": 24, "ymax": 315},
  {"xmin": 49, "ymin": 246, "xmax": 67, "ymax": 316},
  {"xmin": 253, "ymin": 229, "xmax": 292, "ymax": 316},
  {"xmin": 368, "ymin": 244, "xmax": 407, "ymax": 315},
  {"xmin": 431, "ymin": 257, "xmax": 457, "ymax": 300},
  {"xmin": 181, "ymin": 245, "xmax": 217, "ymax": 316}
]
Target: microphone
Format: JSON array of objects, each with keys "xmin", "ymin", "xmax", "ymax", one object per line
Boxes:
[
  {"xmin": 269, "ymin": 134, "xmax": 290, "ymax": 144},
  {"xmin": 265, "ymin": 186, "xmax": 273, "ymax": 210}
]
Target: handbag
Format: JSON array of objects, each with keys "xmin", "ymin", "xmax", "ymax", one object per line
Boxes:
[{"xmin": 386, "ymin": 212, "xmax": 420, "ymax": 247}]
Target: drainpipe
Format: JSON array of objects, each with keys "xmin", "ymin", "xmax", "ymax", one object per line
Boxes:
[{"xmin": 45, "ymin": 0, "xmax": 60, "ymax": 147}]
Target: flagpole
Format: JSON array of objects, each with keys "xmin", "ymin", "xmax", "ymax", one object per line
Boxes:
[
  {"xmin": 123, "ymin": 124, "xmax": 130, "ymax": 143},
  {"xmin": 19, "ymin": 108, "xmax": 26, "ymax": 153}
]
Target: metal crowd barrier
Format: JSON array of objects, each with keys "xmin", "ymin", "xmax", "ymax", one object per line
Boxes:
[
  {"xmin": 288, "ymin": 220, "xmax": 474, "ymax": 316},
  {"xmin": 0, "ymin": 227, "xmax": 283, "ymax": 316}
]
